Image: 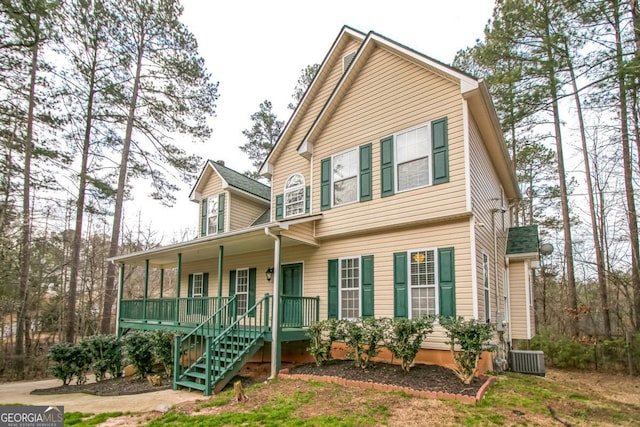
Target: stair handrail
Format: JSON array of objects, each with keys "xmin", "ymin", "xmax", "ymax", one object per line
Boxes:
[
  {"xmin": 179, "ymin": 294, "xmax": 237, "ymax": 343},
  {"xmin": 209, "ymin": 293, "xmax": 271, "ymax": 349}
]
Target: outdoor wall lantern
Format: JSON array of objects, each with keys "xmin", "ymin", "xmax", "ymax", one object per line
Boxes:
[{"xmin": 265, "ymin": 267, "xmax": 274, "ymax": 282}]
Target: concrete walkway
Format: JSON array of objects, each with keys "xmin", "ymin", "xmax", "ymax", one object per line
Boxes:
[{"xmin": 0, "ymin": 377, "xmax": 203, "ymax": 413}]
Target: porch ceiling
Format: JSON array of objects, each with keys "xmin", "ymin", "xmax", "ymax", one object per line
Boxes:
[{"xmin": 109, "ymin": 225, "xmax": 313, "ymax": 269}]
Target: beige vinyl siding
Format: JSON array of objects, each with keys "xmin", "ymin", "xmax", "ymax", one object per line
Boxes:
[
  {"xmin": 311, "ymin": 46, "xmax": 467, "ymax": 238},
  {"xmin": 229, "ymin": 195, "xmax": 267, "ymax": 231},
  {"xmin": 290, "ymin": 219, "xmax": 472, "ymax": 350},
  {"xmin": 201, "ymin": 170, "xmax": 223, "ymax": 199},
  {"xmin": 509, "ymin": 261, "xmax": 529, "ymax": 339},
  {"xmin": 469, "ymin": 116, "xmax": 507, "ymax": 324},
  {"xmin": 281, "ymin": 222, "xmax": 317, "ymax": 246},
  {"xmin": 270, "ymin": 39, "xmax": 362, "ymax": 209}
]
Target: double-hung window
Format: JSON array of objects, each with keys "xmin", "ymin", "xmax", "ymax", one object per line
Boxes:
[
  {"xmin": 192, "ymin": 273, "xmax": 204, "ymax": 297},
  {"xmin": 483, "ymin": 253, "xmax": 491, "ymax": 322},
  {"xmin": 235, "ymin": 268, "xmax": 249, "ymax": 316},
  {"xmin": 207, "ymin": 195, "xmax": 219, "ymax": 235},
  {"xmin": 409, "ymin": 249, "xmax": 437, "ymax": 318},
  {"xmin": 284, "ymin": 174, "xmax": 305, "ymax": 217},
  {"xmin": 339, "ymin": 257, "xmax": 360, "ymax": 319},
  {"xmin": 396, "ymin": 124, "xmax": 430, "ymax": 192},
  {"xmin": 393, "ymin": 247, "xmax": 455, "ymax": 319},
  {"xmin": 332, "ymin": 148, "xmax": 358, "ymax": 206}
]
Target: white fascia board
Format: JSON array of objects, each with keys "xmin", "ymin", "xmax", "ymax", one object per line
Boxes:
[
  {"xmin": 190, "ymin": 191, "xmax": 201, "ymax": 202},
  {"xmin": 260, "ymin": 162, "xmax": 274, "ymax": 179},
  {"xmin": 297, "ymin": 140, "xmax": 313, "ymax": 159}
]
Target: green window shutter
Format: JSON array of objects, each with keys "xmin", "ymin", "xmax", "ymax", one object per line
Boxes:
[
  {"xmin": 202, "ymin": 273, "xmax": 209, "ymax": 297},
  {"xmin": 305, "ymin": 186, "xmax": 310, "ymax": 213},
  {"xmin": 359, "ymin": 144, "xmax": 372, "ymax": 202},
  {"xmin": 380, "ymin": 136, "xmax": 395, "ymax": 197},
  {"xmin": 320, "ymin": 158, "xmax": 331, "ymax": 211},
  {"xmin": 217, "ymin": 194, "xmax": 225, "ymax": 233},
  {"xmin": 361, "ymin": 255, "xmax": 374, "ymax": 318},
  {"xmin": 327, "ymin": 259, "xmax": 339, "ymax": 319},
  {"xmin": 187, "ymin": 274, "xmax": 194, "ymax": 298},
  {"xmin": 248, "ymin": 268, "xmax": 257, "ymax": 318},
  {"xmin": 200, "ymin": 199, "xmax": 207, "ymax": 236},
  {"xmin": 438, "ymin": 247, "xmax": 456, "ymax": 318},
  {"xmin": 229, "ymin": 270, "xmax": 236, "ymax": 296},
  {"xmin": 275, "ymin": 194, "xmax": 284, "ymax": 219},
  {"xmin": 393, "ymin": 252, "xmax": 408, "ymax": 318},
  {"xmin": 432, "ymin": 117, "xmax": 449, "ymax": 184}
]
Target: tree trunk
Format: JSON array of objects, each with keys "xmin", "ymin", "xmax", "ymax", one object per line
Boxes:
[
  {"xmin": 65, "ymin": 44, "xmax": 99, "ymax": 343},
  {"xmin": 542, "ymin": 7, "xmax": 579, "ymax": 336},
  {"xmin": 100, "ymin": 35, "xmax": 145, "ymax": 334},
  {"xmin": 612, "ymin": 0, "xmax": 640, "ymax": 332},
  {"xmin": 565, "ymin": 39, "xmax": 611, "ymax": 339},
  {"xmin": 16, "ymin": 16, "xmax": 40, "ymax": 377}
]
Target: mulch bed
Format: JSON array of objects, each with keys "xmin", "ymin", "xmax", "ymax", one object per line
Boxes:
[
  {"xmin": 31, "ymin": 375, "xmax": 171, "ymax": 396},
  {"xmin": 286, "ymin": 360, "xmax": 488, "ymax": 399}
]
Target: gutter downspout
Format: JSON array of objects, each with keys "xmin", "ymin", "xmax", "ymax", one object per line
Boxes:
[{"xmin": 265, "ymin": 227, "xmax": 281, "ymax": 380}]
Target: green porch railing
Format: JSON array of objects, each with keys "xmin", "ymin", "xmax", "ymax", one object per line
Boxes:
[
  {"xmin": 280, "ymin": 296, "xmax": 319, "ymax": 329},
  {"xmin": 120, "ymin": 296, "xmax": 233, "ymax": 325}
]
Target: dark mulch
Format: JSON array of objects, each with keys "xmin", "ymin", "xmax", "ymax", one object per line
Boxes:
[
  {"xmin": 31, "ymin": 375, "xmax": 171, "ymax": 396},
  {"xmin": 289, "ymin": 360, "xmax": 485, "ymax": 397}
]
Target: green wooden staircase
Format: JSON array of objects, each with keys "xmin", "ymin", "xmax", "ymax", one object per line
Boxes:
[{"xmin": 173, "ymin": 294, "xmax": 271, "ymax": 396}]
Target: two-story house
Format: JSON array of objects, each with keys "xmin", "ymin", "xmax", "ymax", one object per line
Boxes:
[{"xmin": 111, "ymin": 26, "xmax": 539, "ymax": 396}]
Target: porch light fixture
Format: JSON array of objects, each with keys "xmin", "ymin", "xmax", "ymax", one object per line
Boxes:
[{"xmin": 265, "ymin": 267, "xmax": 274, "ymax": 282}]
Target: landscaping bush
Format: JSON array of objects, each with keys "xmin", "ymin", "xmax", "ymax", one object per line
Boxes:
[
  {"xmin": 80, "ymin": 335, "xmax": 122, "ymax": 381},
  {"xmin": 48, "ymin": 342, "xmax": 91, "ymax": 385},
  {"xmin": 384, "ymin": 316, "xmax": 434, "ymax": 372},
  {"xmin": 335, "ymin": 318, "xmax": 387, "ymax": 369},
  {"xmin": 123, "ymin": 330, "xmax": 154, "ymax": 378},
  {"xmin": 307, "ymin": 319, "xmax": 338, "ymax": 366},
  {"xmin": 150, "ymin": 330, "xmax": 174, "ymax": 376},
  {"xmin": 440, "ymin": 316, "xmax": 494, "ymax": 384}
]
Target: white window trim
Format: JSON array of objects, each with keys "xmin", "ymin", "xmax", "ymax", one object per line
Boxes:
[
  {"xmin": 284, "ymin": 173, "xmax": 305, "ymax": 218},
  {"xmin": 235, "ymin": 268, "xmax": 249, "ymax": 316},
  {"xmin": 207, "ymin": 194, "xmax": 219, "ymax": 235},
  {"xmin": 338, "ymin": 256, "xmax": 361, "ymax": 320},
  {"xmin": 331, "ymin": 147, "xmax": 359, "ymax": 208},
  {"xmin": 407, "ymin": 248, "xmax": 439, "ymax": 319},
  {"xmin": 192, "ymin": 272, "xmax": 204, "ymax": 297},
  {"xmin": 393, "ymin": 122, "xmax": 432, "ymax": 194},
  {"xmin": 483, "ymin": 252, "xmax": 491, "ymax": 322}
]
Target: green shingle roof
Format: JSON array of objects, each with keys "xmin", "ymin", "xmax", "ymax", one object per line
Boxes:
[
  {"xmin": 506, "ymin": 225, "xmax": 539, "ymax": 255},
  {"xmin": 209, "ymin": 160, "xmax": 270, "ymax": 201},
  {"xmin": 251, "ymin": 208, "xmax": 271, "ymax": 226}
]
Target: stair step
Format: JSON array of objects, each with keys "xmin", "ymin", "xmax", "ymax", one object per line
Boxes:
[
  {"xmin": 183, "ymin": 370, "xmax": 207, "ymax": 380},
  {"xmin": 175, "ymin": 380, "xmax": 206, "ymax": 391}
]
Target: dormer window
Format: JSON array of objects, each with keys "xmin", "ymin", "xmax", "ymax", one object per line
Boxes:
[
  {"xmin": 207, "ymin": 195, "xmax": 219, "ymax": 234},
  {"xmin": 200, "ymin": 193, "xmax": 225, "ymax": 236},
  {"xmin": 284, "ymin": 174, "xmax": 305, "ymax": 217}
]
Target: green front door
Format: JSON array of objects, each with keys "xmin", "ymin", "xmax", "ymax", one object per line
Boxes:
[{"xmin": 281, "ymin": 263, "xmax": 303, "ymax": 327}]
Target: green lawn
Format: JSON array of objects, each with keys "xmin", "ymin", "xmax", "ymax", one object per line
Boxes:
[{"xmin": 64, "ymin": 371, "xmax": 640, "ymax": 427}]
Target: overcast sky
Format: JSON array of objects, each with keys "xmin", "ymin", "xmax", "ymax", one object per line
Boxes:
[{"xmin": 129, "ymin": 0, "xmax": 496, "ymax": 240}]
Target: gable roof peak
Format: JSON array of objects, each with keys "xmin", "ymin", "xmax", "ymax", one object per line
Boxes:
[{"xmin": 189, "ymin": 160, "xmax": 270, "ymax": 202}]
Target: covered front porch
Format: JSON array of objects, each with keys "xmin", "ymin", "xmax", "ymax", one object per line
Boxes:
[{"xmin": 118, "ymin": 294, "xmax": 319, "ymax": 342}]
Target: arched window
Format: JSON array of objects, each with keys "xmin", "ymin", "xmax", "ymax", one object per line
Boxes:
[{"xmin": 284, "ymin": 174, "xmax": 305, "ymax": 217}]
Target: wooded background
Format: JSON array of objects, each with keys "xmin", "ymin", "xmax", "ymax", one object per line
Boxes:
[{"xmin": 1, "ymin": 0, "xmax": 639, "ymax": 378}]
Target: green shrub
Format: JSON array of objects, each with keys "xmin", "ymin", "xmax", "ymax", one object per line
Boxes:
[
  {"xmin": 150, "ymin": 330, "xmax": 174, "ymax": 376},
  {"xmin": 80, "ymin": 335, "xmax": 122, "ymax": 381},
  {"xmin": 384, "ymin": 316, "xmax": 434, "ymax": 372},
  {"xmin": 307, "ymin": 319, "xmax": 338, "ymax": 366},
  {"xmin": 360, "ymin": 317, "xmax": 387, "ymax": 369},
  {"xmin": 48, "ymin": 342, "xmax": 91, "ymax": 385},
  {"xmin": 531, "ymin": 328, "xmax": 592, "ymax": 369},
  {"xmin": 440, "ymin": 316, "xmax": 494, "ymax": 384},
  {"xmin": 123, "ymin": 330, "xmax": 154, "ymax": 378}
]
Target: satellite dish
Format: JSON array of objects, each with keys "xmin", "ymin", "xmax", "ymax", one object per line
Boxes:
[{"xmin": 540, "ymin": 243, "xmax": 553, "ymax": 256}]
